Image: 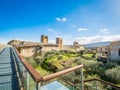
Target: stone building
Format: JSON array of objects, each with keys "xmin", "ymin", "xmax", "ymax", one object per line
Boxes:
[
  {"xmin": 97, "ymin": 46, "xmax": 109, "ymax": 56},
  {"xmin": 8, "ymin": 40, "xmax": 21, "ymax": 46},
  {"xmin": 8, "ymin": 35, "xmax": 85, "ymax": 57},
  {"xmin": 41, "ymin": 35, "xmax": 48, "ymax": 44},
  {"xmin": 73, "ymin": 41, "xmax": 79, "ymax": 46},
  {"xmin": 8, "ymin": 35, "xmax": 62, "ymax": 57},
  {"xmin": 109, "ymin": 41, "xmax": 120, "ymax": 60},
  {"xmin": 73, "ymin": 41, "xmax": 85, "ymax": 51},
  {"xmin": 97, "ymin": 46, "xmax": 110, "ymax": 61},
  {"xmin": 62, "ymin": 41, "xmax": 84, "ymax": 51},
  {"xmin": 56, "ymin": 37, "xmax": 63, "ymax": 49},
  {"xmin": 96, "ymin": 40, "xmax": 120, "ymax": 61},
  {"xmin": 7, "ymin": 40, "xmax": 40, "ymax": 46}
]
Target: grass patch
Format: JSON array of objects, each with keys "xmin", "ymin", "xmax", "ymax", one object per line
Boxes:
[
  {"xmin": 83, "ymin": 54, "xmax": 94, "ymax": 59},
  {"xmin": 83, "ymin": 54, "xmax": 93, "ymax": 57},
  {"xmin": 35, "ymin": 66, "xmax": 51, "ymax": 76}
]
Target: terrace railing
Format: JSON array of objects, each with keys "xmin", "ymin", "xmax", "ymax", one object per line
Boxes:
[
  {"xmin": 12, "ymin": 47, "xmax": 84, "ymax": 90},
  {"xmin": 73, "ymin": 78, "xmax": 120, "ymax": 90}
]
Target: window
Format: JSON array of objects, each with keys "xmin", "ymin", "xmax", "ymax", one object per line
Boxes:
[{"xmin": 119, "ymin": 49, "xmax": 120, "ymax": 56}]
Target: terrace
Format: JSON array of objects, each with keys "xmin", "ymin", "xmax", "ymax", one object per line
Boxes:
[{"xmin": 0, "ymin": 46, "xmax": 120, "ymax": 90}]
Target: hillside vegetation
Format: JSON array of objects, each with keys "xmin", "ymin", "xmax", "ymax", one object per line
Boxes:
[{"xmin": 25, "ymin": 49, "xmax": 120, "ymax": 89}]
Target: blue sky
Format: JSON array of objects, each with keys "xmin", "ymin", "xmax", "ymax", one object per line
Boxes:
[{"xmin": 0, "ymin": 0, "xmax": 120, "ymax": 44}]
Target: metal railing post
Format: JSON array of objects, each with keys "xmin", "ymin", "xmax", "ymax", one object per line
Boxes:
[
  {"xmin": 80, "ymin": 68, "xmax": 84, "ymax": 90},
  {"xmin": 96, "ymin": 81, "xmax": 98, "ymax": 90},
  {"xmin": 36, "ymin": 82, "xmax": 41, "ymax": 90},
  {"xmin": 90, "ymin": 81, "xmax": 93, "ymax": 90},
  {"xmin": 27, "ymin": 72, "xmax": 30, "ymax": 90},
  {"xmin": 73, "ymin": 84, "xmax": 74, "ymax": 90}
]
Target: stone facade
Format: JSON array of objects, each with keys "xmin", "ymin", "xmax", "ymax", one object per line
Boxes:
[
  {"xmin": 42, "ymin": 44, "xmax": 60, "ymax": 51},
  {"xmin": 20, "ymin": 47, "xmax": 34, "ymax": 57},
  {"xmin": 16, "ymin": 44, "xmax": 60, "ymax": 57},
  {"xmin": 62, "ymin": 45, "xmax": 74, "ymax": 50},
  {"xmin": 97, "ymin": 46, "xmax": 110, "ymax": 61},
  {"xmin": 109, "ymin": 41, "xmax": 120, "ymax": 60},
  {"xmin": 97, "ymin": 46, "xmax": 109, "ymax": 57}
]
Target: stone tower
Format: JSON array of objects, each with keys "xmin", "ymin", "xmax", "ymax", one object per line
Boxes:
[
  {"xmin": 56, "ymin": 37, "xmax": 63, "ymax": 49},
  {"xmin": 73, "ymin": 41, "xmax": 79, "ymax": 47},
  {"xmin": 41, "ymin": 35, "xmax": 48, "ymax": 44}
]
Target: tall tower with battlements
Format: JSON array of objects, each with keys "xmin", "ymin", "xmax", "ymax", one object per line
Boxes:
[
  {"xmin": 41, "ymin": 35, "xmax": 48, "ymax": 44},
  {"xmin": 56, "ymin": 35, "xmax": 63, "ymax": 49}
]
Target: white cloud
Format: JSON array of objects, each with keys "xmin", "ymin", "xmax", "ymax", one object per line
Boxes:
[
  {"xmin": 62, "ymin": 18, "xmax": 67, "ymax": 22},
  {"xmin": 56, "ymin": 17, "xmax": 67, "ymax": 22},
  {"xmin": 78, "ymin": 28, "xmax": 87, "ymax": 31},
  {"xmin": 70, "ymin": 25, "xmax": 77, "ymax": 29},
  {"xmin": 75, "ymin": 35, "xmax": 120, "ymax": 44},
  {"xmin": 48, "ymin": 28, "xmax": 54, "ymax": 32},
  {"xmin": 100, "ymin": 28, "xmax": 109, "ymax": 34},
  {"xmin": 56, "ymin": 17, "xmax": 61, "ymax": 21}
]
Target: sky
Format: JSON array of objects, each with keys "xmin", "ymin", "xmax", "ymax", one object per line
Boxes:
[{"xmin": 0, "ymin": 0, "xmax": 120, "ymax": 45}]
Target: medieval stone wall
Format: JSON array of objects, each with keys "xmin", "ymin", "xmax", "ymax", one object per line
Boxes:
[
  {"xmin": 17, "ymin": 45, "xmax": 60, "ymax": 57},
  {"xmin": 42, "ymin": 45, "xmax": 60, "ymax": 51},
  {"xmin": 63, "ymin": 45, "xmax": 85, "ymax": 51},
  {"xmin": 20, "ymin": 47, "xmax": 34, "ymax": 57},
  {"xmin": 18, "ymin": 45, "xmax": 85, "ymax": 57},
  {"xmin": 62, "ymin": 45, "xmax": 74, "ymax": 50},
  {"xmin": 8, "ymin": 39, "xmax": 85, "ymax": 57}
]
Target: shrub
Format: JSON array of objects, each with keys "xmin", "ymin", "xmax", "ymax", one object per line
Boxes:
[
  {"xmin": 58, "ymin": 55, "xmax": 63, "ymax": 60},
  {"xmin": 27, "ymin": 58, "xmax": 37, "ymax": 68},
  {"xmin": 104, "ymin": 62, "xmax": 117, "ymax": 69},
  {"xmin": 34, "ymin": 56, "xmax": 44, "ymax": 65},
  {"xmin": 105, "ymin": 66, "xmax": 120, "ymax": 84},
  {"xmin": 78, "ymin": 50, "xmax": 84, "ymax": 56},
  {"xmin": 92, "ymin": 53, "xmax": 96, "ymax": 58},
  {"xmin": 75, "ymin": 57, "xmax": 103, "ymax": 75}
]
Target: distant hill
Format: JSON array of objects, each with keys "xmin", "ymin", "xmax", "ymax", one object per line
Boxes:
[{"xmin": 83, "ymin": 41, "xmax": 111, "ymax": 48}]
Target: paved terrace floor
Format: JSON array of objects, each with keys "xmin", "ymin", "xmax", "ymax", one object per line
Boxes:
[{"xmin": 0, "ymin": 47, "xmax": 19, "ymax": 90}]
